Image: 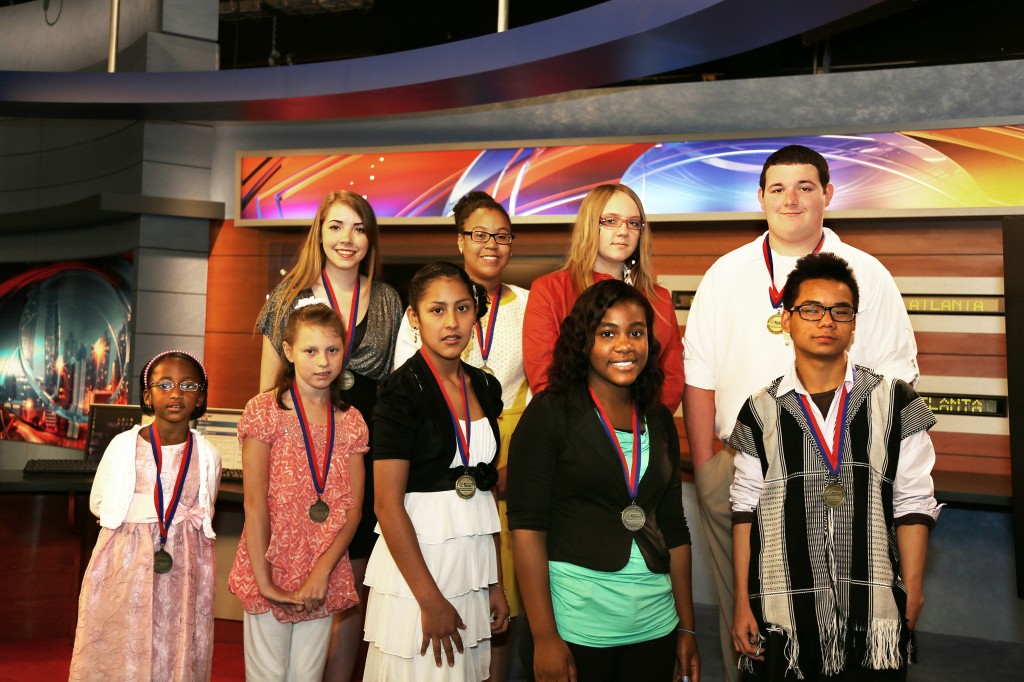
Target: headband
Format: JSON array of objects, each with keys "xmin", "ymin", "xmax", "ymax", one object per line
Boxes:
[
  {"xmin": 143, "ymin": 350, "xmax": 208, "ymax": 389},
  {"xmin": 294, "ymin": 296, "xmax": 331, "ymax": 310}
]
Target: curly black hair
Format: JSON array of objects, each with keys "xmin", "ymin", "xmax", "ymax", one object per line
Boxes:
[
  {"xmin": 407, "ymin": 261, "xmax": 489, "ymax": 321},
  {"xmin": 452, "ymin": 190, "xmax": 510, "ymax": 232},
  {"xmin": 547, "ymin": 279, "xmax": 662, "ymax": 409}
]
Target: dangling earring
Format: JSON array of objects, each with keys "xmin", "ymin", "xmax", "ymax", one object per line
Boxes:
[{"xmin": 412, "ymin": 326, "xmax": 419, "ymax": 344}]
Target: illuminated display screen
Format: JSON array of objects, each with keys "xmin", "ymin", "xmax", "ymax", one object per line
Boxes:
[
  {"xmin": 903, "ymin": 296, "xmax": 1004, "ymax": 314},
  {"xmin": 238, "ymin": 125, "xmax": 1024, "ymax": 224},
  {"xmin": 919, "ymin": 394, "xmax": 1006, "ymax": 417}
]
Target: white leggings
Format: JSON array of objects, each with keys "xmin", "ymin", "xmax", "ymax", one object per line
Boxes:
[{"xmin": 243, "ymin": 611, "xmax": 332, "ymax": 681}]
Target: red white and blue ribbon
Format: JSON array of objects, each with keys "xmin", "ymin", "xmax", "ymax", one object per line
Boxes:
[
  {"xmin": 763, "ymin": 233, "xmax": 825, "ymax": 308},
  {"xmin": 290, "ymin": 384, "xmax": 336, "ymax": 498},
  {"xmin": 797, "ymin": 386, "xmax": 849, "ymax": 477},
  {"xmin": 148, "ymin": 425, "xmax": 194, "ymax": 550},
  {"xmin": 321, "ymin": 269, "xmax": 360, "ymax": 365},
  {"xmin": 420, "ymin": 349, "xmax": 471, "ymax": 468},
  {"xmin": 475, "ymin": 284, "xmax": 502, "ymax": 366},
  {"xmin": 589, "ymin": 387, "xmax": 642, "ymax": 500}
]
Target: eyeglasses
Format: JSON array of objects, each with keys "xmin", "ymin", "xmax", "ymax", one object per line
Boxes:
[
  {"xmin": 462, "ymin": 230, "xmax": 515, "ymax": 245},
  {"xmin": 788, "ymin": 304, "xmax": 857, "ymax": 323},
  {"xmin": 598, "ymin": 215, "xmax": 645, "ymax": 232},
  {"xmin": 151, "ymin": 380, "xmax": 203, "ymax": 392}
]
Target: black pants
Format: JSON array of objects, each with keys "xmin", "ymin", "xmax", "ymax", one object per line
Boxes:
[{"xmin": 565, "ymin": 630, "xmax": 677, "ymax": 682}]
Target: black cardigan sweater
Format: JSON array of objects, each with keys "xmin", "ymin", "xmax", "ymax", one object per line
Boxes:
[
  {"xmin": 507, "ymin": 389, "xmax": 690, "ymax": 574},
  {"xmin": 372, "ymin": 351, "xmax": 503, "ymax": 492}
]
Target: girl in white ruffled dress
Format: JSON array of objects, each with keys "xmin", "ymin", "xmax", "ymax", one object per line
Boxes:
[{"xmin": 363, "ymin": 262, "xmax": 510, "ymax": 681}]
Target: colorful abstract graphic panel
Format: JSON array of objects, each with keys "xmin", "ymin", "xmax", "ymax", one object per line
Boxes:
[{"xmin": 238, "ymin": 126, "xmax": 1024, "ymax": 222}]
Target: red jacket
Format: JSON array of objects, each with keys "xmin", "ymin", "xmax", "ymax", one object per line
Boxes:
[{"xmin": 522, "ymin": 269, "xmax": 684, "ymax": 413}]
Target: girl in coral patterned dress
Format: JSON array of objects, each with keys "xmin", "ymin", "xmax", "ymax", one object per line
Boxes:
[
  {"xmin": 70, "ymin": 350, "xmax": 221, "ymax": 682},
  {"xmin": 229, "ymin": 302, "xmax": 368, "ymax": 680}
]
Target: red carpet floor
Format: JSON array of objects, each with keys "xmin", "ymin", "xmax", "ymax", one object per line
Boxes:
[{"xmin": 1, "ymin": 620, "xmax": 245, "ymax": 681}]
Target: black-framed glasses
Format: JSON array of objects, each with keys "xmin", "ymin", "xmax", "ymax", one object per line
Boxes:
[
  {"xmin": 788, "ymin": 304, "xmax": 857, "ymax": 322},
  {"xmin": 598, "ymin": 215, "xmax": 645, "ymax": 232},
  {"xmin": 151, "ymin": 380, "xmax": 203, "ymax": 392},
  {"xmin": 462, "ymin": 230, "xmax": 515, "ymax": 245}
]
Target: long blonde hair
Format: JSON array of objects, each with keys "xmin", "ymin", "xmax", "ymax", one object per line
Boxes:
[
  {"xmin": 270, "ymin": 191, "xmax": 382, "ymax": 334},
  {"xmin": 563, "ymin": 184, "xmax": 660, "ymax": 304}
]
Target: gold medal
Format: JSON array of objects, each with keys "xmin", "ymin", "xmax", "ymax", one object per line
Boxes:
[
  {"xmin": 621, "ymin": 503, "xmax": 646, "ymax": 531},
  {"xmin": 766, "ymin": 311, "xmax": 784, "ymax": 335},
  {"xmin": 309, "ymin": 498, "xmax": 330, "ymax": 523},
  {"xmin": 153, "ymin": 549, "xmax": 173, "ymax": 574},
  {"xmin": 481, "ymin": 363, "xmax": 494, "ymax": 376},
  {"xmin": 822, "ymin": 482, "xmax": 846, "ymax": 508},
  {"xmin": 455, "ymin": 473, "xmax": 477, "ymax": 499}
]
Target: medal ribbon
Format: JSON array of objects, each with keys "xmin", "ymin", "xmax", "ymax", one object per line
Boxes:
[
  {"xmin": 148, "ymin": 425, "xmax": 194, "ymax": 549},
  {"xmin": 763, "ymin": 233, "xmax": 825, "ymax": 308},
  {"xmin": 419, "ymin": 349, "xmax": 471, "ymax": 467},
  {"xmin": 797, "ymin": 385, "xmax": 849, "ymax": 477},
  {"xmin": 290, "ymin": 384, "xmax": 336, "ymax": 497},
  {"xmin": 588, "ymin": 387, "xmax": 642, "ymax": 499},
  {"xmin": 474, "ymin": 284, "xmax": 502, "ymax": 365},
  {"xmin": 321, "ymin": 269, "xmax": 360, "ymax": 365}
]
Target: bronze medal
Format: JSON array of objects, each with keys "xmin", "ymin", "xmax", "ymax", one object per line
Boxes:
[
  {"xmin": 455, "ymin": 473, "xmax": 477, "ymax": 499},
  {"xmin": 153, "ymin": 549, "xmax": 173, "ymax": 574},
  {"xmin": 309, "ymin": 498, "xmax": 330, "ymax": 523},
  {"xmin": 340, "ymin": 369, "xmax": 356, "ymax": 391},
  {"xmin": 766, "ymin": 311, "xmax": 784, "ymax": 335},
  {"xmin": 621, "ymin": 503, "xmax": 646, "ymax": 531},
  {"xmin": 822, "ymin": 482, "xmax": 846, "ymax": 508}
]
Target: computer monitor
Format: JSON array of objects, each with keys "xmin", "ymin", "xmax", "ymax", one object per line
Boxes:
[
  {"xmin": 195, "ymin": 408, "xmax": 243, "ymax": 470},
  {"xmin": 84, "ymin": 404, "xmax": 144, "ymax": 463}
]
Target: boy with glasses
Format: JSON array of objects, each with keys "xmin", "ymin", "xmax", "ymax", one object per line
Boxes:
[
  {"xmin": 683, "ymin": 145, "xmax": 918, "ymax": 679},
  {"xmin": 728, "ymin": 253, "xmax": 938, "ymax": 680}
]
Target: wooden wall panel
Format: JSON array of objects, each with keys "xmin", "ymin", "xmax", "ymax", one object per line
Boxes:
[
  {"xmin": 919, "ymin": 354, "xmax": 1007, "ymax": 378},
  {"xmin": 917, "ymin": 332, "xmax": 1006, "ymax": 356},
  {"xmin": 875, "ymin": 254, "xmax": 1004, "ymax": 278}
]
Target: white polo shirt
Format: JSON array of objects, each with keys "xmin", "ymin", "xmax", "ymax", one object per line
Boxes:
[{"xmin": 683, "ymin": 228, "xmax": 918, "ymax": 440}]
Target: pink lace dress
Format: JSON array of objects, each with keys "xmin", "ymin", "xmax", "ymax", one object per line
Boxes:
[
  {"xmin": 70, "ymin": 435, "xmax": 215, "ymax": 681},
  {"xmin": 228, "ymin": 390, "xmax": 366, "ymax": 622}
]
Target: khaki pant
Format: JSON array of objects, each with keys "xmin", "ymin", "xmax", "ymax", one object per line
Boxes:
[{"xmin": 694, "ymin": 448, "xmax": 740, "ymax": 682}]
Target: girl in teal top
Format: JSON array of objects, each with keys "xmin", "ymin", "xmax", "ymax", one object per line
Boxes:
[{"xmin": 509, "ymin": 279, "xmax": 701, "ymax": 682}]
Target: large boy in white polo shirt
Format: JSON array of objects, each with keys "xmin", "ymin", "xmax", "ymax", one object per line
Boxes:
[{"xmin": 683, "ymin": 145, "xmax": 918, "ymax": 679}]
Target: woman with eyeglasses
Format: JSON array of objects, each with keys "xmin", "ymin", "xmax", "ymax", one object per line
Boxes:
[
  {"xmin": 393, "ymin": 190, "xmax": 530, "ymax": 682},
  {"xmin": 522, "ymin": 183, "xmax": 684, "ymax": 414}
]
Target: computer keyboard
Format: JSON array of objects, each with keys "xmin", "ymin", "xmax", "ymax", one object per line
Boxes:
[
  {"xmin": 221, "ymin": 468, "xmax": 243, "ymax": 482},
  {"xmin": 23, "ymin": 459, "xmax": 99, "ymax": 474}
]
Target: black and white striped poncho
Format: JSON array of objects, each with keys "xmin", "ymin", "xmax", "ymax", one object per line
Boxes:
[{"xmin": 728, "ymin": 366, "xmax": 936, "ymax": 678}]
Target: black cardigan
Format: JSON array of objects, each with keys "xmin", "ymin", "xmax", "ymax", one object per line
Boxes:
[
  {"xmin": 372, "ymin": 352, "xmax": 503, "ymax": 492},
  {"xmin": 507, "ymin": 389, "xmax": 690, "ymax": 574}
]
